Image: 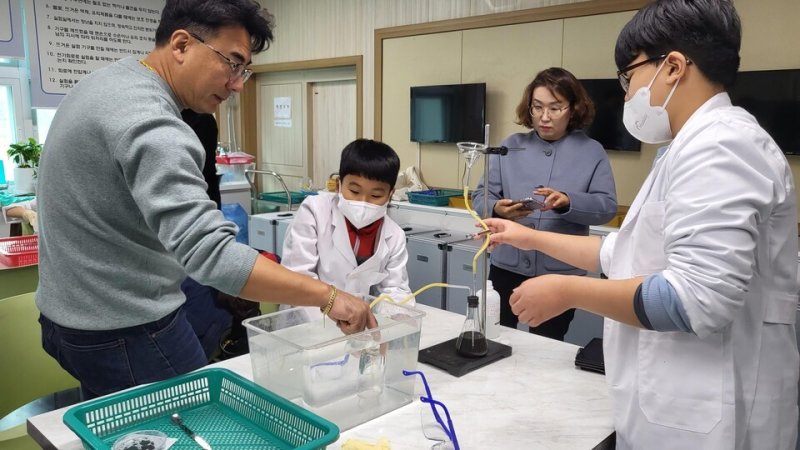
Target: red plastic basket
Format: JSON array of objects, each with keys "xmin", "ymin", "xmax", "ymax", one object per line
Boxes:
[
  {"xmin": 215, "ymin": 153, "xmax": 255, "ymax": 165},
  {"xmin": 0, "ymin": 235, "xmax": 38, "ymax": 267}
]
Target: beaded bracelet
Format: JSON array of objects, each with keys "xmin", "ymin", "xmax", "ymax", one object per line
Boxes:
[{"xmin": 320, "ymin": 285, "xmax": 337, "ymax": 316}]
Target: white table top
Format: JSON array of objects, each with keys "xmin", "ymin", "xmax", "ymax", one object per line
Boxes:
[
  {"xmin": 0, "ymin": 260, "xmax": 35, "ymax": 270},
  {"xmin": 28, "ymin": 305, "xmax": 613, "ymax": 449}
]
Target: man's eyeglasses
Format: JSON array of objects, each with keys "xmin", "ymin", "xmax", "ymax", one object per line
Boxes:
[
  {"xmin": 189, "ymin": 32, "xmax": 253, "ymax": 83},
  {"xmin": 616, "ymin": 54, "xmax": 666, "ymax": 92},
  {"xmin": 403, "ymin": 370, "xmax": 460, "ymax": 450},
  {"xmin": 530, "ymin": 103, "xmax": 570, "ymax": 119}
]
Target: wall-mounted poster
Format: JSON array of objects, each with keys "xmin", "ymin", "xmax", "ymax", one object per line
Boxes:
[
  {"xmin": 0, "ymin": 0, "xmax": 25, "ymax": 58},
  {"xmin": 25, "ymin": 0, "xmax": 164, "ymax": 107}
]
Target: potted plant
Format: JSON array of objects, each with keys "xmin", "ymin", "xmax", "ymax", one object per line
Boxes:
[{"xmin": 7, "ymin": 137, "xmax": 42, "ymax": 195}]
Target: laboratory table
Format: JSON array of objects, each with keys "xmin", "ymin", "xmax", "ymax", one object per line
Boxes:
[{"xmin": 28, "ymin": 305, "xmax": 614, "ymax": 449}]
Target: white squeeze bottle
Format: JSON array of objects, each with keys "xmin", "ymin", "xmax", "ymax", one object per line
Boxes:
[{"xmin": 477, "ymin": 280, "xmax": 501, "ymax": 340}]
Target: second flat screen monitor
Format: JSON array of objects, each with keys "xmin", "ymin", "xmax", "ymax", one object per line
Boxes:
[{"xmin": 410, "ymin": 83, "xmax": 486, "ymax": 144}]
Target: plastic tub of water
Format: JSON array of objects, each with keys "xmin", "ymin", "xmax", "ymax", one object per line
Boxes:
[{"xmin": 243, "ymin": 301, "xmax": 425, "ymax": 431}]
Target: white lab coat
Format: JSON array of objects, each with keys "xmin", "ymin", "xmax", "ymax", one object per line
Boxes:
[
  {"xmin": 1, "ymin": 198, "xmax": 36, "ymax": 223},
  {"xmin": 599, "ymin": 93, "xmax": 799, "ymax": 449},
  {"xmin": 281, "ymin": 192, "xmax": 412, "ymax": 320}
]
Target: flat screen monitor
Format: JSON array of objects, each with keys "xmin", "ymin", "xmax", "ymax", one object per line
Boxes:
[
  {"xmin": 580, "ymin": 78, "xmax": 640, "ymax": 151},
  {"xmin": 410, "ymin": 83, "xmax": 486, "ymax": 143},
  {"xmin": 728, "ymin": 69, "xmax": 800, "ymax": 156}
]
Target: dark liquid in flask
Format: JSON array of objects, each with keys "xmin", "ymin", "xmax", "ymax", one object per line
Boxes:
[{"xmin": 456, "ymin": 331, "xmax": 488, "ymax": 357}]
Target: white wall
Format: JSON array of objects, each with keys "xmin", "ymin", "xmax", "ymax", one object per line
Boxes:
[{"xmin": 255, "ymin": 0, "xmax": 800, "ymax": 215}]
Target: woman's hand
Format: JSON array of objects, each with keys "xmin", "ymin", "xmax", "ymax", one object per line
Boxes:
[
  {"xmin": 480, "ymin": 218, "xmax": 537, "ymax": 251},
  {"xmin": 510, "ymin": 275, "xmax": 570, "ymax": 326},
  {"xmin": 533, "ymin": 187, "xmax": 570, "ymax": 211},
  {"xmin": 493, "ymin": 199, "xmax": 533, "ymax": 221}
]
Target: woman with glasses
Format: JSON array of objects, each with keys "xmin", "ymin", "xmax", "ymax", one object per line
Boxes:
[{"xmin": 472, "ymin": 67, "xmax": 617, "ymax": 340}]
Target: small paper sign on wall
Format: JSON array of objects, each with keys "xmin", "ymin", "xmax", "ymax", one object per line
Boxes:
[{"xmin": 273, "ymin": 96, "xmax": 292, "ymax": 127}]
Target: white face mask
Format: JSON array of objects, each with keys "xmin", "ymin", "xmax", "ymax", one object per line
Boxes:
[
  {"xmin": 622, "ymin": 59, "xmax": 680, "ymax": 144},
  {"xmin": 337, "ymin": 193, "xmax": 387, "ymax": 229}
]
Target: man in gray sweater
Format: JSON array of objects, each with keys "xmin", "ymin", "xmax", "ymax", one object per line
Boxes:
[{"xmin": 36, "ymin": 0, "xmax": 375, "ymax": 399}]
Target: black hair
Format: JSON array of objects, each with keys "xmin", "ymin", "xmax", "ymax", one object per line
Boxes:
[
  {"xmin": 155, "ymin": 0, "xmax": 274, "ymax": 53},
  {"xmin": 614, "ymin": 0, "xmax": 741, "ymax": 89},
  {"xmin": 339, "ymin": 139, "xmax": 401, "ymax": 189}
]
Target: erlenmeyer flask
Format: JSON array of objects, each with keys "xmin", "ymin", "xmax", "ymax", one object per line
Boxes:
[{"xmin": 455, "ymin": 295, "xmax": 488, "ymax": 357}]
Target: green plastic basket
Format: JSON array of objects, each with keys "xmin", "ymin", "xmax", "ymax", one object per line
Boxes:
[
  {"xmin": 258, "ymin": 191, "xmax": 313, "ymax": 205},
  {"xmin": 63, "ymin": 368, "xmax": 339, "ymax": 450},
  {"xmin": 407, "ymin": 189, "xmax": 465, "ymax": 206}
]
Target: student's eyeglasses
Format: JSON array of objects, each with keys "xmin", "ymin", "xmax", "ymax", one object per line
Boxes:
[
  {"xmin": 530, "ymin": 103, "xmax": 570, "ymax": 119},
  {"xmin": 616, "ymin": 54, "xmax": 666, "ymax": 92},
  {"xmin": 403, "ymin": 370, "xmax": 460, "ymax": 450},
  {"xmin": 189, "ymin": 32, "xmax": 253, "ymax": 83}
]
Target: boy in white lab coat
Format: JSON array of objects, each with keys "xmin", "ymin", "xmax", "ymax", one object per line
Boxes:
[{"xmin": 281, "ymin": 139, "xmax": 412, "ymax": 320}]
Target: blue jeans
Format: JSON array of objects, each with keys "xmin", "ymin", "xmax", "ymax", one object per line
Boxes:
[
  {"xmin": 40, "ymin": 307, "xmax": 208, "ymax": 400},
  {"xmin": 180, "ymin": 277, "xmax": 233, "ymax": 359}
]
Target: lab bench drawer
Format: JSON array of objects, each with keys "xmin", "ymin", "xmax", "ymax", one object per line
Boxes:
[
  {"xmin": 406, "ymin": 231, "xmax": 453, "ymax": 309},
  {"xmin": 445, "ymin": 240, "xmax": 487, "ymax": 315},
  {"xmin": 249, "ymin": 212, "xmax": 295, "ymax": 256}
]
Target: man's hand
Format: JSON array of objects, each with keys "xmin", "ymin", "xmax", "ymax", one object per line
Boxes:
[{"xmin": 327, "ymin": 289, "xmax": 379, "ymax": 334}]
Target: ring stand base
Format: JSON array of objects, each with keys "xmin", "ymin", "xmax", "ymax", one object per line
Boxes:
[{"xmin": 418, "ymin": 338, "xmax": 512, "ymax": 377}]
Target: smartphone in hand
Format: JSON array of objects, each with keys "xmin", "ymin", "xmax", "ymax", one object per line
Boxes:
[{"xmin": 512, "ymin": 197, "xmax": 545, "ymax": 211}]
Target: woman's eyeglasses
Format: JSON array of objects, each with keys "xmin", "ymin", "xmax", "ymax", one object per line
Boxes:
[{"xmin": 530, "ymin": 104, "xmax": 569, "ymax": 118}]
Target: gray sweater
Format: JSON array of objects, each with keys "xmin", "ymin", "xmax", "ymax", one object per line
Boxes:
[
  {"xmin": 472, "ymin": 130, "xmax": 617, "ymax": 277},
  {"xmin": 36, "ymin": 57, "xmax": 258, "ymax": 330}
]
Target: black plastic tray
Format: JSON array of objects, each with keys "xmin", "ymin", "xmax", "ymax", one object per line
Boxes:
[
  {"xmin": 575, "ymin": 337, "xmax": 605, "ymax": 374},
  {"xmin": 418, "ymin": 337, "xmax": 512, "ymax": 377}
]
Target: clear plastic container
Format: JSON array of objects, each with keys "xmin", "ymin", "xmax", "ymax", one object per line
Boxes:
[
  {"xmin": 243, "ymin": 301, "xmax": 425, "ymax": 431},
  {"xmin": 215, "ymin": 152, "xmax": 255, "ymax": 184}
]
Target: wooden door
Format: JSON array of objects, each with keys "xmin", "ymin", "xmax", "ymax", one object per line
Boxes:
[
  {"xmin": 257, "ymin": 82, "xmax": 306, "ymax": 193},
  {"xmin": 310, "ymin": 79, "xmax": 356, "ymax": 189}
]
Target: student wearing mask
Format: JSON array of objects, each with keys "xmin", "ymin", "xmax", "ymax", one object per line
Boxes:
[
  {"xmin": 472, "ymin": 67, "xmax": 617, "ymax": 340},
  {"xmin": 281, "ymin": 139, "xmax": 412, "ymax": 318},
  {"xmin": 481, "ymin": 0, "xmax": 798, "ymax": 447}
]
